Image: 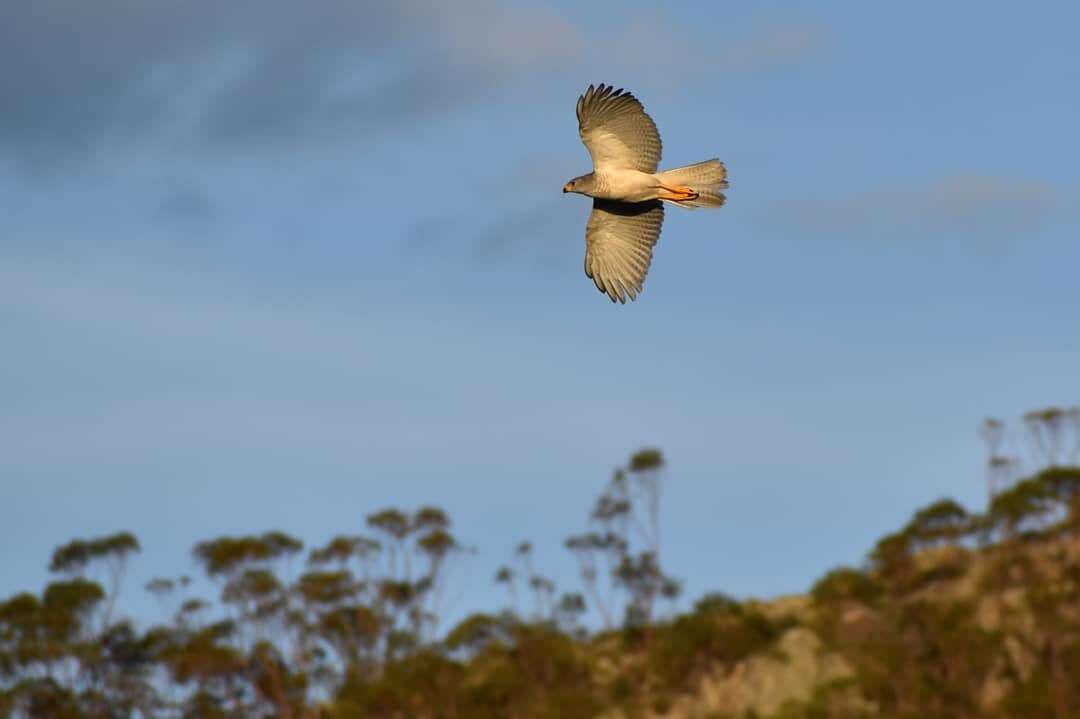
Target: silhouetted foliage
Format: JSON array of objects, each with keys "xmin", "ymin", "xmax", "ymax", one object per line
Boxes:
[
  {"xmin": 905, "ymin": 498, "xmax": 971, "ymax": 547},
  {"xmin": 987, "ymin": 476, "xmax": 1056, "ymax": 539},
  {"xmin": 563, "ymin": 449, "xmax": 678, "ymax": 632}
]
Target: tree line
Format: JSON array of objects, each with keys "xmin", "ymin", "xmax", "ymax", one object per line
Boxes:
[{"xmin": 3, "ymin": 407, "xmax": 1080, "ymax": 717}]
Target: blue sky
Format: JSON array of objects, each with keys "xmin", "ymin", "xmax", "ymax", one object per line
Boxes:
[{"xmin": 2, "ymin": 1, "xmax": 1079, "ymax": 626}]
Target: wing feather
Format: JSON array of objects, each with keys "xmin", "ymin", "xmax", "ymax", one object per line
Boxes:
[
  {"xmin": 584, "ymin": 199, "xmax": 665, "ymax": 303},
  {"xmin": 576, "ymin": 84, "xmax": 662, "ymax": 173}
]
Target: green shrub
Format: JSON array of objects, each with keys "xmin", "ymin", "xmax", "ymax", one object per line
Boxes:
[
  {"xmin": 649, "ymin": 600, "xmax": 778, "ymax": 693},
  {"xmin": 810, "ymin": 567, "xmax": 881, "ymax": 606}
]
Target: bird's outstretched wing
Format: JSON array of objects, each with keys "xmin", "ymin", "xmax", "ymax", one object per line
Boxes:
[
  {"xmin": 577, "ymin": 84, "xmax": 662, "ymax": 173},
  {"xmin": 584, "ymin": 199, "xmax": 664, "ymax": 303}
]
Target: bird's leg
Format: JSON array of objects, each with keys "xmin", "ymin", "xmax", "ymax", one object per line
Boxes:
[{"xmin": 656, "ymin": 184, "xmax": 699, "ymax": 201}]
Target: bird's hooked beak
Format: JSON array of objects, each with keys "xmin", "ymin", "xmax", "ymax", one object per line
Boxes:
[{"xmin": 562, "ymin": 182, "xmax": 573, "ymax": 193}]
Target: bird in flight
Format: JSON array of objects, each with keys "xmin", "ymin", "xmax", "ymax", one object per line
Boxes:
[{"xmin": 564, "ymin": 84, "xmax": 728, "ymax": 303}]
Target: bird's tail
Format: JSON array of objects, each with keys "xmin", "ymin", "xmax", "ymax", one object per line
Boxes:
[{"xmin": 658, "ymin": 159, "xmax": 728, "ymax": 209}]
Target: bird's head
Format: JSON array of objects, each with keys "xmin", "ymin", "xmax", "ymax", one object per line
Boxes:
[{"xmin": 563, "ymin": 174, "xmax": 592, "ymax": 195}]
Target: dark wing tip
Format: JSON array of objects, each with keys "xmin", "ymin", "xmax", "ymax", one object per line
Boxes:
[{"xmin": 579, "ymin": 83, "xmax": 640, "ymax": 107}]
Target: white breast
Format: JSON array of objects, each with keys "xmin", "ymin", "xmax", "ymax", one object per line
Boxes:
[{"xmin": 595, "ymin": 169, "xmax": 660, "ymax": 203}]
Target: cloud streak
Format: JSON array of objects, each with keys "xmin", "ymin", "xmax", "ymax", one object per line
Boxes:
[
  {"xmin": 766, "ymin": 174, "xmax": 1065, "ymax": 245},
  {"xmin": 1, "ymin": 2, "xmax": 827, "ymax": 172},
  {"xmin": 0, "ymin": 0, "xmax": 581, "ymax": 168},
  {"xmin": 601, "ymin": 11, "xmax": 828, "ymax": 88}
]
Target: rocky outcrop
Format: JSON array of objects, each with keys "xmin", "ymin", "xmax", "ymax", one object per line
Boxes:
[{"xmin": 673, "ymin": 627, "xmax": 857, "ymax": 718}]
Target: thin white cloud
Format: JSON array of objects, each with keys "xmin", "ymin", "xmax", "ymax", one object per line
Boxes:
[
  {"xmin": 721, "ymin": 15, "xmax": 828, "ymax": 71},
  {"xmin": 767, "ymin": 174, "xmax": 1064, "ymax": 244},
  {"xmin": 598, "ymin": 11, "xmax": 828, "ymax": 88}
]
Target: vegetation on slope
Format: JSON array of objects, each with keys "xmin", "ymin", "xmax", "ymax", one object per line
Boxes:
[{"xmin": 2, "ymin": 407, "xmax": 1080, "ymax": 718}]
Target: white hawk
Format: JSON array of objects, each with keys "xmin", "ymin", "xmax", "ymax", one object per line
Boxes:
[{"xmin": 563, "ymin": 84, "xmax": 729, "ymax": 303}]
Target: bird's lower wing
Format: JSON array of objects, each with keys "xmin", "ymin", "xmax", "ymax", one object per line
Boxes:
[{"xmin": 584, "ymin": 199, "xmax": 664, "ymax": 303}]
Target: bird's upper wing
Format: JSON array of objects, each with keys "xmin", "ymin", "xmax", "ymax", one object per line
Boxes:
[
  {"xmin": 577, "ymin": 84, "xmax": 662, "ymax": 173},
  {"xmin": 584, "ymin": 199, "xmax": 664, "ymax": 303}
]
